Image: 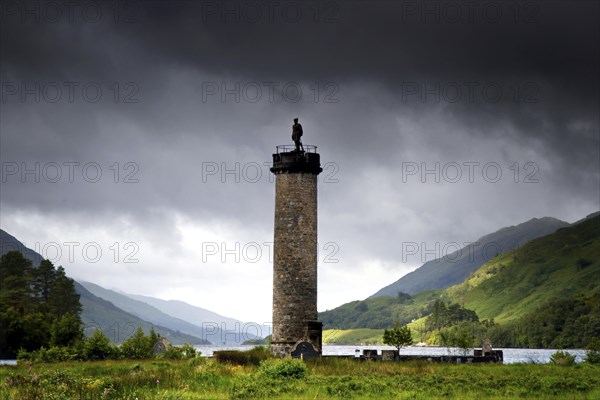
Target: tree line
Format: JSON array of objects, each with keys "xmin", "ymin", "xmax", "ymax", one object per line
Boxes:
[
  {"xmin": 1, "ymin": 251, "xmax": 198, "ymax": 361},
  {"xmin": 0, "ymin": 251, "xmax": 82, "ymax": 358}
]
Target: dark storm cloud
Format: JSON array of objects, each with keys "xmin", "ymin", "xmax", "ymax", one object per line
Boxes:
[
  {"xmin": 3, "ymin": 1, "xmax": 597, "ymax": 152},
  {"xmin": 1, "ymin": 0, "xmax": 598, "ymax": 253},
  {"xmin": 1, "ymin": 0, "xmax": 598, "ymax": 313},
  {"xmin": 4, "ymin": 1, "xmax": 598, "ymax": 91}
]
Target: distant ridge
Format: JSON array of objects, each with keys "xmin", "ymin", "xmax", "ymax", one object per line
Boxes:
[
  {"xmin": 572, "ymin": 211, "xmax": 600, "ymax": 225},
  {"xmin": 80, "ymin": 281, "xmax": 260, "ymax": 345},
  {"xmin": 126, "ymin": 294, "xmax": 240, "ymax": 330},
  {"xmin": 75, "ymin": 281, "xmax": 208, "ymax": 344},
  {"xmin": 369, "ymin": 216, "xmax": 569, "ymax": 298},
  {"xmin": 125, "ymin": 293, "xmax": 269, "ymax": 344},
  {"xmin": 0, "ymin": 229, "xmax": 208, "ymax": 344},
  {"xmin": 0, "ymin": 229, "xmax": 43, "ymax": 266}
]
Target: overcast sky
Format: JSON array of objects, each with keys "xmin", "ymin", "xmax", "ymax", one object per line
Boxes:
[{"xmin": 1, "ymin": 0, "xmax": 599, "ymax": 324}]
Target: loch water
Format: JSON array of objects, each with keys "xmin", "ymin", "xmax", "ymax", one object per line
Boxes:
[{"xmin": 194, "ymin": 344, "xmax": 588, "ymax": 364}]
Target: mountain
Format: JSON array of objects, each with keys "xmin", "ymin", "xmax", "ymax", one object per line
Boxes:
[
  {"xmin": 0, "ymin": 229, "xmax": 208, "ymax": 344},
  {"xmin": 76, "ymin": 282, "xmax": 208, "ymax": 345},
  {"xmin": 123, "ymin": 293, "xmax": 260, "ymax": 340},
  {"xmin": 370, "ymin": 217, "xmax": 569, "ymax": 298},
  {"xmin": 572, "ymin": 210, "xmax": 600, "ymax": 225},
  {"xmin": 320, "ymin": 213, "xmax": 600, "ymax": 348},
  {"xmin": 80, "ymin": 281, "xmax": 257, "ymax": 345},
  {"xmin": 0, "ymin": 229, "xmax": 43, "ymax": 266},
  {"xmin": 0, "ymin": 229, "xmax": 263, "ymax": 345},
  {"xmin": 444, "ymin": 213, "xmax": 600, "ymax": 324}
]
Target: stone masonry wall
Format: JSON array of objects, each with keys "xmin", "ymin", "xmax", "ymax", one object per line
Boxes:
[{"xmin": 271, "ymin": 172, "xmax": 318, "ymax": 356}]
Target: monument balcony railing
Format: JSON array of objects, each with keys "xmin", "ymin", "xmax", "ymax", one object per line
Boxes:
[{"xmin": 274, "ymin": 145, "xmax": 318, "ymax": 154}]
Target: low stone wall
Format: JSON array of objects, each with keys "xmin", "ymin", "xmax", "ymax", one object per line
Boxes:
[
  {"xmin": 330, "ymin": 349, "xmax": 504, "ymax": 364},
  {"xmin": 396, "ymin": 354, "xmax": 502, "ymax": 364}
]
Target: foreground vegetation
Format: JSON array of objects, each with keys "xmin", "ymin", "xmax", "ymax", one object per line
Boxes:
[{"xmin": 1, "ymin": 356, "xmax": 599, "ymax": 399}]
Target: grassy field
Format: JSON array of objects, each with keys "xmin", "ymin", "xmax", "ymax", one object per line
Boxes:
[{"xmin": 1, "ymin": 357, "xmax": 599, "ymax": 399}]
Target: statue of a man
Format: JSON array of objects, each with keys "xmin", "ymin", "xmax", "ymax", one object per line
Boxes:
[{"xmin": 292, "ymin": 118, "xmax": 304, "ymax": 152}]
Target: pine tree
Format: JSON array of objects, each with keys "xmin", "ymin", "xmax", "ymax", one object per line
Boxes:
[
  {"xmin": 0, "ymin": 251, "xmax": 45, "ymax": 357},
  {"xmin": 0, "ymin": 251, "xmax": 35, "ymax": 313},
  {"xmin": 33, "ymin": 259, "xmax": 56, "ymax": 307},
  {"xmin": 48, "ymin": 266, "xmax": 82, "ymax": 318},
  {"xmin": 0, "ymin": 252, "xmax": 84, "ymax": 357}
]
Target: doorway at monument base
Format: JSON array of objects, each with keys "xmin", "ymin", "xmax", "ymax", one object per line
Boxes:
[
  {"xmin": 291, "ymin": 342, "xmax": 320, "ymax": 359},
  {"xmin": 271, "ymin": 320, "xmax": 322, "ymax": 358}
]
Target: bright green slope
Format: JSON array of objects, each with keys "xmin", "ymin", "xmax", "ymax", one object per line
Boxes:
[
  {"xmin": 319, "ymin": 214, "xmax": 599, "ymax": 344},
  {"xmin": 322, "ymin": 328, "xmax": 384, "ymax": 345},
  {"xmin": 445, "ymin": 214, "xmax": 600, "ymax": 323},
  {"xmin": 319, "ymin": 290, "xmax": 441, "ymax": 330}
]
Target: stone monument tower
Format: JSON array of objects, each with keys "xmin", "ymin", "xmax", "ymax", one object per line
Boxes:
[{"xmin": 270, "ymin": 119, "xmax": 323, "ymax": 358}]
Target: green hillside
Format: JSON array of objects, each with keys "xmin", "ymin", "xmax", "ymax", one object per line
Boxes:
[
  {"xmin": 319, "ymin": 214, "xmax": 599, "ymax": 347},
  {"xmin": 445, "ymin": 214, "xmax": 600, "ymax": 323},
  {"xmin": 319, "ymin": 290, "xmax": 440, "ymax": 329},
  {"xmin": 323, "ymin": 328, "xmax": 384, "ymax": 345}
]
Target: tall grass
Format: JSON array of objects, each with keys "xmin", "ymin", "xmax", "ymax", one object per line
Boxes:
[{"xmin": 1, "ymin": 357, "xmax": 598, "ymax": 399}]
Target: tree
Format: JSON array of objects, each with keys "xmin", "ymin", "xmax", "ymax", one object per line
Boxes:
[
  {"xmin": 584, "ymin": 338, "xmax": 600, "ymax": 364},
  {"xmin": 44, "ymin": 265, "xmax": 84, "ymax": 349},
  {"xmin": 148, "ymin": 327, "xmax": 161, "ymax": 351},
  {"xmin": 84, "ymin": 329, "xmax": 115, "ymax": 360},
  {"xmin": 0, "ymin": 251, "xmax": 35, "ymax": 313},
  {"xmin": 48, "ymin": 266, "xmax": 82, "ymax": 318},
  {"xmin": 426, "ymin": 300, "xmax": 448, "ymax": 330},
  {"xmin": 0, "ymin": 251, "xmax": 45, "ymax": 357},
  {"xmin": 426, "ymin": 300, "xmax": 478, "ymax": 330},
  {"xmin": 33, "ymin": 259, "xmax": 56, "ymax": 307},
  {"xmin": 121, "ymin": 326, "xmax": 153, "ymax": 359},
  {"xmin": 0, "ymin": 253, "xmax": 84, "ymax": 358},
  {"xmin": 50, "ymin": 313, "xmax": 84, "ymax": 347},
  {"xmin": 439, "ymin": 324, "xmax": 475, "ymax": 355},
  {"xmin": 397, "ymin": 292, "xmax": 414, "ymax": 304},
  {"xmin": 383, "ymin": 323, "xmax": 413, "ymax": 355}
]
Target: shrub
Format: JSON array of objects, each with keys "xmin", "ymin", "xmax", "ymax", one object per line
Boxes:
[
  {"xmin": 16, "ymin": 348, "xmax": 33, "ymax": 361},
  {"xmin": 120, "ymin": 327, "xmax": 153, "ymax": 359},
  {"xmin": 214, "ymin": 346, "xmax": 272, "ymax": 366},
  {"xmin": 258, "ymin": 358, "xmax": 307, "ymax": 379},
  {"xmin": 188, "ymin": 355, "xmax": 206, "ymax": 367},
  {"xmin": 584, "ymin": 339, "xmax": 600, "ymax": 364},
  {"xmin": 162, "ymin": 346, "xmax": 184, "ymax": 359},
  {"xmin": 576, "ymin": 258, "xmax": 592, "ymax": 270},
  {"xmin": 84, "ymin": 330, "xmax": 115, "ymax": 360},
  {"xmin": 215, "ymin": 350, "xmax": 250, "ymax": 365},
  {"xmin": 22, "ymin": 345, "xmax": 83, "ymax": 362},
  {"xmin": 549, "ymin": 350, "xmax": 576, "ymax": 366},
  {"xmin": 180, "ymin": 343, "xmax": 198, "ymax": 358}
]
